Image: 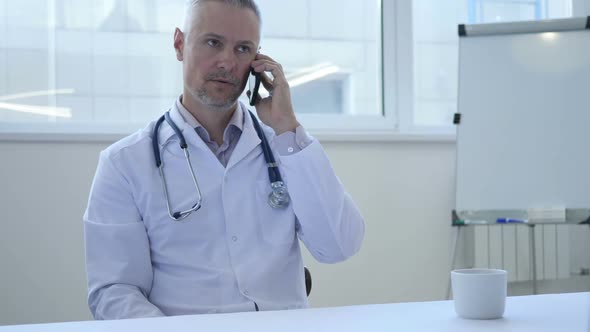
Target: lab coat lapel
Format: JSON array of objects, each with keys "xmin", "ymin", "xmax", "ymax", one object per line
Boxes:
[{"xmin": 226, "ymin": 105, "xmax": 262, "ymax": 171}]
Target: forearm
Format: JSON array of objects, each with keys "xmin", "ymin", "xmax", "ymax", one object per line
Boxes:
[{"xmin": 280, "ymin": 140, "xmax": 365, "ymax": 263}]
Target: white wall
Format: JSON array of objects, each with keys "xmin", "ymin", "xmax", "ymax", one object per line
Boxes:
[
  {"xmin": 573, "ymin": 0, "xmax": 590, "ymax": 14},
  {"xmin": 303, "ymin": 140, "xmax": 457, "ymax": 307},
  {"xmin": 0, "ymin": 142, "xmax": 100, "ymax": 325},
  {"xmin": 0, "ymin": 139, "xmax": 457, "ymax": 325}
]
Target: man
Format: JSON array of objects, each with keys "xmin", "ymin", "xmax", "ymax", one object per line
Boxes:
[{"xmin": 84, "ymin": 0, "xmax": 364, "ymax": 319}]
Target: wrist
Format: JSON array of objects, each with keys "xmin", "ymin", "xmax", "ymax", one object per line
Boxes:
[{"xmin": 273, "ymin": 118, "xmax": 300, "ymax": 135}]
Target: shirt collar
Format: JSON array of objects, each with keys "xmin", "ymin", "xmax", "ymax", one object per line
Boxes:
[
  {"xmin": 160, "ymin": 96, "xmax": 248, "ymax": 146},
  {"xmin": 176, "ymin": 95, "xmax": 244, "ymax": 143}
]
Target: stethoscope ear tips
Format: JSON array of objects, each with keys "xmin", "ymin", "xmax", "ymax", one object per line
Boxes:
[{"xmin": 268, "ymin": 181, "xmax": 290, "ymax": 209}]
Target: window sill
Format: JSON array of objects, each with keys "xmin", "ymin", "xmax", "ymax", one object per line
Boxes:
[
  {"xmin": 314, "ymin": 130, "xmax": 455, "ymax": 143},
  {"xmin": 0, "ymin": 130, "xmax": 456, "ymax": 144},
  {"xmin": 0, "ymin": 132, "xmax": 128, "ymax": 144}
]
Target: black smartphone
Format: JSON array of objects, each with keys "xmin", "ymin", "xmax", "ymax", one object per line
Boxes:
[{"xmin": 248, "ymin": 69, "xmax": 261, "ymax": 106}]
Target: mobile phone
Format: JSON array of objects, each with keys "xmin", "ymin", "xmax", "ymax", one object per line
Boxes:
[{"xmin": 248, "ymin": 69, "xmax": 261, "ymax": 106}]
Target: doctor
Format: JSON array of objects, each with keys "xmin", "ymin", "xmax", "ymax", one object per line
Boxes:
[{"xmin": 84, "ymin": 0, "xmax": 364, "ymax": 320}]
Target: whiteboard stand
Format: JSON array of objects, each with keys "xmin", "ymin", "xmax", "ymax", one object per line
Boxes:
[
  {"xmin": 529, "ymin": 224, "xmax": 538, "ymax": 295},
  {"xmin": 450, "ymin": 16, "xmax": 590, "ymax": 300},
  {"xmin": 446, "ymin": 224, "xmax": 462, "ymax": 300},
  {"xmin": 447, "ymin": 209, "xmax": 590, "ymax": 300}
]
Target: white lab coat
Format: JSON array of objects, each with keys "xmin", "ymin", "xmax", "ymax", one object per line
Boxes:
[{"xmin": 84, "ymin": 101, "xmax": 365, "ymax": 319}]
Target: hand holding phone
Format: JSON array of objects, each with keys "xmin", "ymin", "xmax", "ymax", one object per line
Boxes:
[{"xmin": 249, "ymin": 53, "xmax": 299, "ymax": 134}]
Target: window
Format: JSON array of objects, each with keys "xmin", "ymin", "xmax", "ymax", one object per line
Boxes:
[
  {"xmin": 0, "ymin": 0, "xmax": 586, "ymax": 138},
  {"xmin": 469, "ymin": 0, "xmax": 545, "ymax": 22},
  {"xmin": 0, "ymin": 0, "xmax": 385, "ymax": 136}
]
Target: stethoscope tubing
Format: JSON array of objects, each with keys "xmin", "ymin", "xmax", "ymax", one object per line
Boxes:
[{"xmin": 152, "ymin": 109, "xmax": 289, "ymax": 221}]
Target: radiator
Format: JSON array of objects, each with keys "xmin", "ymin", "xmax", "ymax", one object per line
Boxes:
[{"xmin": 471, "ymin": 224, "xmax": 571, "ymax": 282}]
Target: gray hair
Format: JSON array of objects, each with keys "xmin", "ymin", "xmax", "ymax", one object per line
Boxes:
[{"xmin": 185, "ymin": 0, "xmax": 261, "ymax": 22}]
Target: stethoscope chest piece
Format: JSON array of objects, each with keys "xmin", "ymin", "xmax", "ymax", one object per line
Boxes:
[{"xmin": 268, "ymin": 181, "xmax": 290, "ymax": 209}]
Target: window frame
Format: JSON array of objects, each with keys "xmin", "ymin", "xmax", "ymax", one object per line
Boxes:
[{"xmin": 468, "ymin": 0, "xmax": 544, "ymax": 23}]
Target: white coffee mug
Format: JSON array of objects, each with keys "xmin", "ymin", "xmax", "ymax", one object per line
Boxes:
[{"xmin": 451, "ymin": 268, "xmax": 507, "ymax": 319}]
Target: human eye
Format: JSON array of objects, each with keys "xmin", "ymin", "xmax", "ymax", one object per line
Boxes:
[
  {"xmin": 206, "ymin": 39, "xmax": 221, "ymax": 47},
  {"xmin": 236, "ymin": 45, "xmax": 251, "ymax": 54}
]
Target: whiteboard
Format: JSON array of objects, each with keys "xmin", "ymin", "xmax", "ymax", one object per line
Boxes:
[{"xmin": 456, "ymin": 18, "xmax": 590, "ymax": 211}]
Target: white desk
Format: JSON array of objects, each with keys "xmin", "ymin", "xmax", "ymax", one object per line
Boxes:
[{"xmin": 1, "ymin": 292, "xmax": 588, "ymax": 332}]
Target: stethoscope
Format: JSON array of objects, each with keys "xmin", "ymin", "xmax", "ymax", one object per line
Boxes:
[{"xmin": 152, "ymin": 110, "xmax": 290, "ymax": 221}]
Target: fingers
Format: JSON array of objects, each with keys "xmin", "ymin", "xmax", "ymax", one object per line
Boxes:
[
  {"xmin": 255, "ymin": 53, "xmax": 277, "ymax": 63},
  {"xmin": 251, "ymin": 54, "xmax": 287, "ymax": 88},
  {"xmin": 251, "ymin": 59, "xmax": 281, "ymax": 75},
  {"xmin": 251, "ymin": 53, "xmax": 284, "ymax": 78},
  {"xmin": 259, "ymin": 72, "xmax": 273, "ymax": 91},
  {"xmin": 251, "ymin": 59, "xmax": 287, "ymax": 88}
]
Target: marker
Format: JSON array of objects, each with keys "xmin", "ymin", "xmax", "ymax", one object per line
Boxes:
[
  {"xmin": 454, "ymin": 219, "xmax": 488, "ymax": 225},
  {"xmin": 496, "ymin": 218, "xmax": 528, "ymax": 223}
]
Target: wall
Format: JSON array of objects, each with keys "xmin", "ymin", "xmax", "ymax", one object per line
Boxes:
[{"xmin": 0, "ymin": 139, "xmax": 457, "ymax": 325}]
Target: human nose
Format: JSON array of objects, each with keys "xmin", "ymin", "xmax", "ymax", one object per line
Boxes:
[{"xmin": 215, "ymin": 46, "xmax": 237, "ymax": 71}]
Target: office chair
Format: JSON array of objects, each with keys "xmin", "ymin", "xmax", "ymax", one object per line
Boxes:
[{"xmin": 304, "ymin": 267, "xmax": 312, "ymax": 297}]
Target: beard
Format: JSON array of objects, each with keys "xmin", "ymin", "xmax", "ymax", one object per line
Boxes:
[{"xmin": 192, "ymin": 71, "xmax": 247, "ymax": 112}]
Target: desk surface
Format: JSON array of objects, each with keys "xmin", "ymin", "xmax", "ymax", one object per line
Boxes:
[{"xmin": 1, "ymin": 292, "xmax": 588, "ymax": 332}]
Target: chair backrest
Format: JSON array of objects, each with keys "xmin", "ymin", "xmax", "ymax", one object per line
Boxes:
[{"xmin": 304, "ymin": 267, "xmax": 312, "ymax": 297}]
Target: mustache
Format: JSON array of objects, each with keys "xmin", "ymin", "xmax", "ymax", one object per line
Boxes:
[{"xmin": 206, "ymin": 72, "xmax": 240, "ymax": 85}]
